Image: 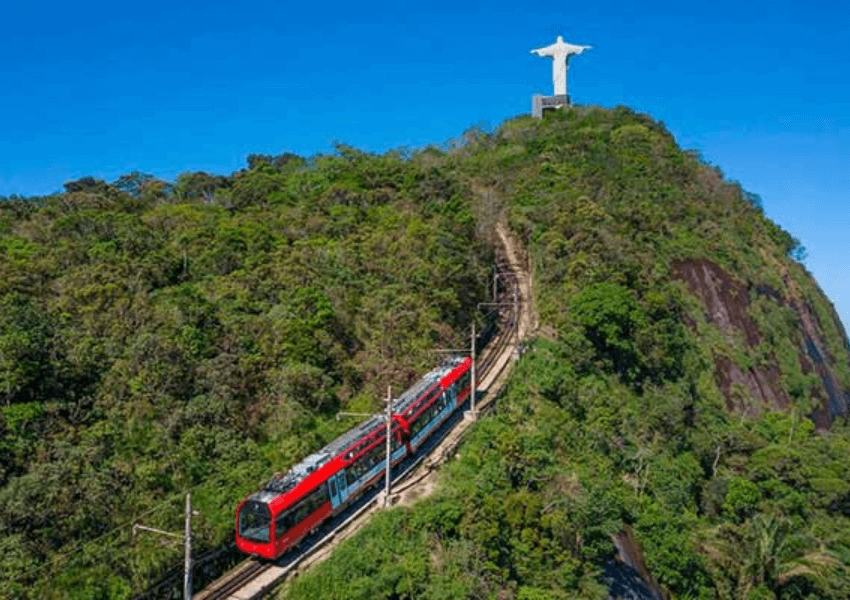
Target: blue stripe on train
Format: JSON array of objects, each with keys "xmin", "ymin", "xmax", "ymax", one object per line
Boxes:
[
  {"xmin": 410, "ymin": 392, "xmax": 457, "ymax": 450},
  {"xmin": 329, "ymin": 445, "xmax": 406, "ymax": 509}
]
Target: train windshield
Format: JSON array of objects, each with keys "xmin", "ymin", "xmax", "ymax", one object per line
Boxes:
[{"xmin": 239, "ymin": 500, "xmax": 271, "ymax": 544}]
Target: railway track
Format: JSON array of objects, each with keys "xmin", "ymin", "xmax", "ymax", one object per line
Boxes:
[
  {"xmin": 198, "ymin": 561, "xmax": 268, "ymax": 600},
  {"xmin": 194, "ymin": 228, "xmax": 531, "ymax": 600}
]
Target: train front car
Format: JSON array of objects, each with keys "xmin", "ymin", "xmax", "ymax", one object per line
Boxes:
[
  {"xmin": 236, "ymin": 493, "xmax": 275, "ymax": 558},
  {"xmin": 235, "ymin": 452, "xmax": 337, "ymax": 559},
  {"xmin": 234, "ymin": 419, "xmax": 388, "ymax": 560}
]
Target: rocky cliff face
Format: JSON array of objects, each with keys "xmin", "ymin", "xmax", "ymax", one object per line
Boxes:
[{"xmin": 673, "ymin": 258, "xmax": 850, "ymax": 428}]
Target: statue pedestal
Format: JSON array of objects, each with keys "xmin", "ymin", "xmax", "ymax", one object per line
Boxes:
[{"xmin": 532, "ymin": 94, "xmax": 570, "ymax": 118}]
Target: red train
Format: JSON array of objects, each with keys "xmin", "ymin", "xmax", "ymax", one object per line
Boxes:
[{"xmin": 235, "ymin": 356, "xmax": 472, "ymax": 559}]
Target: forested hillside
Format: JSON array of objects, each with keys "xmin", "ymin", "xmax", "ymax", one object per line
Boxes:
[
  {"xmin": 0, "ymin": 148, "xmax": 493, "ymax": 598},
  {"xmin": 2, "ymin": 106, "xmax": 850, "ymax": 599},
  {"xmin": 283, "ymin": 108, "xmax": 850, "ymax": 600}
]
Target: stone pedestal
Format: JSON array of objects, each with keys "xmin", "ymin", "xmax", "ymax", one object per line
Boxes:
[{"xmin": 532, "ymin": 94, "xmax": 570, "ymax": 119}]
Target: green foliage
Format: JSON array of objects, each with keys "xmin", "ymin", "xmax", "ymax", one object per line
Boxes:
[
  {"xmin": 173, "ymin": 171, "xmax": 230, "ymax": 201},
  {"xmin": 634, "ymin": 505, "xmax": 711, "ymax": 597},
  {"xmin": 0, "ymin": 139, "xmax": 492, "ymax": 597},
  {"xmin": 570, "ymin": 282, "xmax": 644, "ymax": 383},
  {"xmin": 724, "ymin": 477, "xmax": 762, "ymax": 521}
]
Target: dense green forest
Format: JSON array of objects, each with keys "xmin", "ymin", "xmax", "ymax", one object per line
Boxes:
[
  {"xmin": 0, "ymin": 145, "xmax": 493, "ymax": 598},
  {"xmin": 2, "ymin": 106, "xmax": 850, "ymax": 599}
]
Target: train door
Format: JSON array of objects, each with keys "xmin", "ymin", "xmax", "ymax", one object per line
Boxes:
[
  {"xmin": 328, "ymin": 472, "xmax": 346, "ymax": 508},
  {"xmin": 447, "ymin": 384, "xmax": 457, "ymax": 406}
]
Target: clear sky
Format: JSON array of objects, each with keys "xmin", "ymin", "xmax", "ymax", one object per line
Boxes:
[{"xmin": 1, "ymin": 0, "xmax": 848, "ymax": 331}]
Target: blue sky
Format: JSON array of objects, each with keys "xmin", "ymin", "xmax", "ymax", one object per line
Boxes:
[{"xmin": 1, "ymin": 0, "xmax": 848, "ymax": 330}]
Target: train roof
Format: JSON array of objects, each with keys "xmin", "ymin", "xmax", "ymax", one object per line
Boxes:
[
  {"xmin": 393, "ymin": 355, "xmax": 466, "ymax": 415},
  {"xmin": 250, "ymin": 356, "xmax": 468, "ymax": 506}
]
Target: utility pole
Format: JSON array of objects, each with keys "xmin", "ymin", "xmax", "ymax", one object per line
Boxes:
[
  {"xmin": 470, "ymin": 321, "xmax": 477, "ymax": 418},
  {"xmin": 385, "ymin": 385, "xmax": 392, "ymax": 507},
  {"xmin": 133, "ymin": 492, "xmax": 194, "ymax": 600},
  {"xmin": 184, "ymin": 493, "xmax": 192, "ymax": 600}
]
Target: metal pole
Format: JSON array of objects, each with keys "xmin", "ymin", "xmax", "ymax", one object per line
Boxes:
[
  {"xmin": 493, "ymin": 266, "xmax": 498, "ymax": 301},
  {"xmin": 133, "ymin": 499, "xmax": 194, "ymax": 599},
  {"xmin": 184, "ymin": 493, "xmax": 192, "ymax": 600},
  {"xmin": 470, "ymin": 321, "xmax": 476, "ymax": 417},
  {"xmin": 384, "ymin": 385, "xmax": 392, "ymax": 508}
]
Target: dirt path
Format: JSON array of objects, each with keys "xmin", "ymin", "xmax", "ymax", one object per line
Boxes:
[{"xmin": 495, "ymin": 221, "xmax": 537, "ymax": 340}]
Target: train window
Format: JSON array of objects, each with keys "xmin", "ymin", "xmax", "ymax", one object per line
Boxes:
[
  {"xmin": 274, "ymin": 486, "xmax": 331, "ymax": 540},
  {"xmin": 345, "ymin": 445, "xmax": 383, "ymax": 488},
  {"xmin": 365, "ymin": 445, "xmax": 382, "ymax": 468},
  {"xmin": 411, "ymin": 413, "xmax": 427, "ymax": 436},
  {"xmin": 303, "ymin": 487, "xmax": 328, "ymax": 517},
  {"xmin": 239, "ymin": 500, "xmax": 271, "ymax": 544},
  {"xmin": 329, "ymin": 479, "xmax": 337, "ymax": 497},
  {"xmin": 275, "ymin": 509, "xmax": 294, "ymax": 539},
  {"xmin": 306, "ymin": 486, "xmax": 325, "ymax": 512},
  {"xmin": 293, "ymin": 506, "xmax": 307, "ymax": 524},
  {"xmin": 316, "ymin": 485, "xmax": 329, "ymax": 506}
]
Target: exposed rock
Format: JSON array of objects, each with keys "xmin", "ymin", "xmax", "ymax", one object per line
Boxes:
[
  {"xmin": 805, "ymin": 333, "xmax": 850, "ymax": 429},
  {"xmin": 606, "ymin": 526, "xmax": 668, "ymax": 600},
  {"xmin": 780, "ymin": 266, "xmax": 850, "ymax": 428},
  {"xmin": 714, "ymin": 356, "xmax": 790, "ymax": 414},
  {"xmin": 673, "ymin": 259, "xmax": 760, "ymax": 347},
  {"xmin": 673, "ymin": 258, "xmax": 849, "ymax": 428}
]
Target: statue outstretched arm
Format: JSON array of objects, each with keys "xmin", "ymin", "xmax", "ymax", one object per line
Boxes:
[
  {"xmin": 530, "ymin": 45, "xmax": 556, "ymax": 57},
  {"xmin": 569, "ymin": 44, "xmax": 592, "ymax": 55}
]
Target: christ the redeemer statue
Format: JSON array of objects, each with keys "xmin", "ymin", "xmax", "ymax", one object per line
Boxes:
[{"xmin": 531, "ymin": 35, "xmax": 591, "ymax": 97}]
